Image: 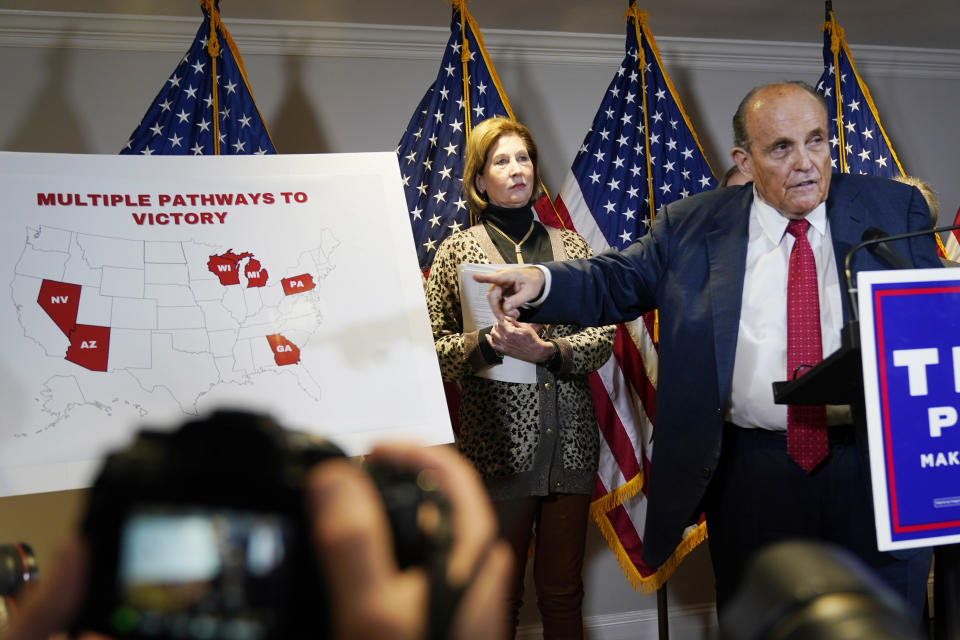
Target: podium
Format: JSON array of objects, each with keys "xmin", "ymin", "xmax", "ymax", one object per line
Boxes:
[
  {"xmin": 773, "ymin": 308, "xmax": 959, "ymax": 638},
  {"xmin": 772, "ymin": 322, "xmax": 861, "ymax": 406}
]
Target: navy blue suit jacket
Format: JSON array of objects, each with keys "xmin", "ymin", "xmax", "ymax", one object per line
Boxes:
[{"xmin": 529, "ymin": 173, "xmax": 941, "ymax": 568}]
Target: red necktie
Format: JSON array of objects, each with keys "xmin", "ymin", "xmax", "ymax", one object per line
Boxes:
[{"xmin": 785, "ymin": 219, "xmax": 829, "ymax": 472}]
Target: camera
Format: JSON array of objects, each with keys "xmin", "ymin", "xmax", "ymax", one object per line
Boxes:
[
  {"xmin": 73, "ymin": 410, "xmax": 451, "ymax": 640},
  {"xmin": 720, "ymin": 541, "xmax": 922, "ymax": 640}
]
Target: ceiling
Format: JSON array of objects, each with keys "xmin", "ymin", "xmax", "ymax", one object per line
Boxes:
[{"xmin": 2, "ymin": 0, "xmax": 958, "ymax": 51}]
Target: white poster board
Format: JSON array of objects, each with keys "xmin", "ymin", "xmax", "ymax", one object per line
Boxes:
[{"xmin": 0, "ymin": 151, "xmax": 451, "ymax": 496}]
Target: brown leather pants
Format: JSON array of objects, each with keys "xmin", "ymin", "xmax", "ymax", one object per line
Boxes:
[{"xmin": 494, "ymin": 493, "xmax": 591, "ymax": 640}]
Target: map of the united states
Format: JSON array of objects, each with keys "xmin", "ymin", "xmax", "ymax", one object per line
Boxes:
[{"xmin": 11, "ymin": 224, "xmax": 338, "ymax": 420}]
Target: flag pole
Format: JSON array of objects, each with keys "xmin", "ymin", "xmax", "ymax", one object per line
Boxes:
[
  {"xmin": 201, "ymin": 0, "xmax": 221, "ymax": 155},
  {"xmin": 627, "ymin": 1, "xmax": 669, "ymax": 637},
  {"xmin": 823, "ymin": 4, "xmax": 847, "ymax": 173},
  {"xmin": 456, "ymin": 0, "xmax": 476, "ymax": 227}
]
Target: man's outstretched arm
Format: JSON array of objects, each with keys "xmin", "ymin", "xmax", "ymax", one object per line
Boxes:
[{"xmin": 472, "ymin": 266, "xmax": 546, "ymax": 320}]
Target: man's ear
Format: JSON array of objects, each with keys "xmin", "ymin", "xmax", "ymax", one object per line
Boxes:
[{"xmin": 730, "ymin": 147, "xmax": 753, "ymax": 182}]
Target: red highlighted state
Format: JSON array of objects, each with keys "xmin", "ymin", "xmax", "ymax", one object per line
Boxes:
[
  {"xmin": 281, "ymin": 274, "xmax": 316, "ymax": 295},
  {"xmin": 266, "ymin": 334, "xmax": 300, "ymax": 366},
  {"xmin": 207, "ymin": 250, "xmax": 254, "ymax": 286},
  {"xmin": 244, "ymin": 258, "xmax": 269, "ymax": 288},
  {"xmin": 65, "ymin": 325, "xmax": 111, "ymax": 372},
  {"xmin": 38, "ymin": 279, "xmax": 82, "ymax": 335}
]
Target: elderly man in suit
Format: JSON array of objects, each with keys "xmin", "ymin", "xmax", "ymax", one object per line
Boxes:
[{"xmin": 475, "ymin": 81, "xmax": 938, "ymax": 617}]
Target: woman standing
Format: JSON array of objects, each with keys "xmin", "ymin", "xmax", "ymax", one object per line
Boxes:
[{"xmin": 425, "ymin": 117, "xmax": 615, "ymax": 639}]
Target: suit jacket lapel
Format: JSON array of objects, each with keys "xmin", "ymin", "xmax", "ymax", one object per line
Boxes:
[
  {"xmin": 826, "ymin": 174, "xmax": 867, "ymax": 324},
  {"xmin": 706, "ymin": 188, "xmax": 751, "ymax": 409}
]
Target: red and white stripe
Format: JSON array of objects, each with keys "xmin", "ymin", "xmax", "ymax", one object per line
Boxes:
[
  {"xmin": 544, "ymin": 174, "xmax": 704, "ymax": 591},
  {"xmin": 945, "ymin": 206, "xmax": 960, "ymax": 262}
]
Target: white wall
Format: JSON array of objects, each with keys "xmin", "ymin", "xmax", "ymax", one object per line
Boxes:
[
  {"xmin": 1, "ymin": 9, "xmax": 959, "ymax": 638},
  {"xmin": 3, "ymin": 13, "xmax": 959, "ymax": 217}
]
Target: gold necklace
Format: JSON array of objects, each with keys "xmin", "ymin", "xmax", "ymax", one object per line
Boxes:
[{"xmin": 484, "ymin": 219, "xmax": 536, "ymax": 264}]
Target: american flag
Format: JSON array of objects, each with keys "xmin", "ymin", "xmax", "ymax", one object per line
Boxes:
[
  {"xmin": 398, "ymin": 1, "xmax": 563, "ymax": 434},
  {"xmin": 946, "ymin": 207, "xmax": 960, "ymax": 261},
  {"xmin": 121, "ymin": 0, "xmax": 274, "ymax": 156},
  {"xmin": 816, "ymin": 9, "xmax": 954, "ymax": 259},
  {"xmin": 552, "ymin": 7, "xmax": 715, "ymax": 592},
  {"xmin": 396, "ymin": 2, "xmax": 561, "ymax": 272},
  {"xmin": 815, "ymin": 10, "xmax": 901, "ymax": 178}
]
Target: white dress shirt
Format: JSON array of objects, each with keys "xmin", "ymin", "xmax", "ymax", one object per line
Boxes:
[
  {"xmin": 532, "ymin": 189, "xmax": 848, "ymax": 429},
  {"xmin": 727, "ymin": 190, "xmax": 845, "ymax": 431}
]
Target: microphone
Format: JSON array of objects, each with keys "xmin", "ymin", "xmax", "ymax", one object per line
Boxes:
[
  {"xmin": 843, "ymin": 222, "xmax": 960, "ymax": 323},
  {"xmin": 861, "ymin": 227, "xmax": 912, "ymax": 270}
]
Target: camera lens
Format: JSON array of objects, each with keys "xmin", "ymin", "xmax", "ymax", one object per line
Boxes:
[{"xmin": 0, "ymin": 543, "xmax": 38, "ymax": 597}]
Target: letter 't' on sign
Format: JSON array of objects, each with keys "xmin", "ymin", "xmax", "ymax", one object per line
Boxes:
[{"xmin": 892, "ymin": 348, "xmax": 939, "ymax": 396}]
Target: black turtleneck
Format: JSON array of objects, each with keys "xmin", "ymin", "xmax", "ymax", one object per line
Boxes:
[
  {"xmin": 475, "ymin": 204, "xmax": 557, "ymax": 366},
  {"xmin": 480, "ymin": 204, "xmax": 553, "ymax": 265}
]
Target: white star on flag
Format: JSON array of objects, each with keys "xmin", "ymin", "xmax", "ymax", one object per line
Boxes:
[
  {"xmin": 815, "ymin": 10, "xmax": 902, "ymax": 178},
  {"xmin": 395, "ymin": 2, "xmax": 560, "ymax": 271},
  {"xmin": 550, "ymin": 6, "xmax": 714, "ymax": 593},
  {"xmin": 121, "ymin": 0, "xmax": 274, "ymax": 156}
]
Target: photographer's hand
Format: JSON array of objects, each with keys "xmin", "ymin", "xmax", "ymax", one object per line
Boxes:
[
  {"xmin": 1, "ymin": 536, "xmax": 107, "ymax": 640},
  {"xmin": 307, "ymin": 443, "xmax": 511, "ymax": 640}
]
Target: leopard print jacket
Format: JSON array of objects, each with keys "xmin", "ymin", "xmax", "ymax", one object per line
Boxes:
[{"xmin": 425, "ymin": 223, "xmax": 615, "ymax": 500}]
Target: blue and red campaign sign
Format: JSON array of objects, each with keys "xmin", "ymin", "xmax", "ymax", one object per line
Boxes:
[{"xmin": 860, "ymin": 269, "xmax": 960, "ymax": 550}]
